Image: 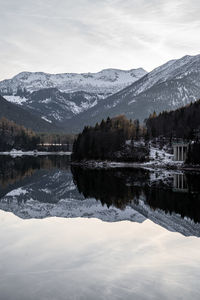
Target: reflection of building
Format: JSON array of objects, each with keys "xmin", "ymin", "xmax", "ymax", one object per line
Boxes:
[
  {"xmin": 173, "ymin": 174, "xmax": 188, "ymax": 192},
  {"xmin": 173, "ymin": 141, "xmax": 189, "ymax": 161}
]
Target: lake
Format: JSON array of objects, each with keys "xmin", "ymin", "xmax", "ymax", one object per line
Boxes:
[{"xmin": 0, "ymin": 155, "xmax": 200, "ymax": 299}]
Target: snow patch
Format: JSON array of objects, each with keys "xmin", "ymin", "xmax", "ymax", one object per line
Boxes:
[
  {"xmin": 41, "ymin": 116, "xmax": 52, "ymax": 123},
  {"xmin": 3, "ymin": 95, "xmax": 28, "ymax": 105},
  {"xmin": 6, "ymin": 188, "xmax": 27, "ymax": 197},
  {"xmin": 0, "ymin": 68, "xmax": 147, "ymax": 95}
]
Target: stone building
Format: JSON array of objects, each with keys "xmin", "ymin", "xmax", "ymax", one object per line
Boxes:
[{"xmin": 172, "ymin": 141, "xmax": 189, "ymax": 161}]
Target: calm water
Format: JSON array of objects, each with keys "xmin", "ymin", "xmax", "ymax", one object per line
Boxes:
[{"xmin": 0, "ymin": 155, "xmax": 200, "ymax": 299}]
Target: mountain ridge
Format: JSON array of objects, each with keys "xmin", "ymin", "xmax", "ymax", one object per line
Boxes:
[
  {"xmin": 0, "ymin": 95, "xmax": 63, "ymax": 132},
  {"xmin": 1, "ymin": 54, "xmax": 200, "ymax": 133},
  {"xmin": 0, "ymin": 68, "xmax": 147, "ymax": 95},
  {"xmin": 71, "ymin": 54, "xmax": 200, "ymax": 130}
]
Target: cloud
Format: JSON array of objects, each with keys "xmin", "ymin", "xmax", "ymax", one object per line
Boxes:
[{"xmin": 0, "ymin": 0, "xmax": 200, "ymax": 80}]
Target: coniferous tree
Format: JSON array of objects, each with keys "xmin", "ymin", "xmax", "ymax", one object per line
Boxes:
[{"xmin": 72, "ymin": 115, "xmax": 148, "ymax": 162}]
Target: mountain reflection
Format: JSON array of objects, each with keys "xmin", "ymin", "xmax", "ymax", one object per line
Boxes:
[
  {"xmin": 0, "ymin": 155, "xmax": 71, "ymax": 202},
  {"xmin": 0, "ymin": 156, "xmax": 200, "ymax": 226},
  {"xmin": 72, "ymin": 166, "xmax": 200, "ymax": 223},
  {"xmin": 0, "ymin": 155, "xmax": 70, "ymax": 188}
]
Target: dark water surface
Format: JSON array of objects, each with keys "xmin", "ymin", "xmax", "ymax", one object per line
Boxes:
[
  {"xmin": 0, "ymin": 155, "xmax": 200, "ymax": 232},
  {"xmin": 0, "ymin": 155, "xmax": 200, "ymax": 299}
]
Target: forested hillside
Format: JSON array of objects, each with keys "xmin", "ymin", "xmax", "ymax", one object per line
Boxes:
[
  {"xmin": 68, "ymin": 55, "xmax": 200, "ymax": 132},
  {"xmin": 0, "ymin": 117, "xmax": 74, "ymax": 151},
  {"xmin": 146, "ymin": 99, "xmax": 200, "ymax": 139},
  {"xmin": 72, "ymin": 115, "xmax": 149, "ymax": 162},
  {"xmin": 0, "ymin": 117, "xmax": 39, "ymax": 151}
]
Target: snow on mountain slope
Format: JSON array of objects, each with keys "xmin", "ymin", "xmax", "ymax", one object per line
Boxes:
[
  {"xmin": 0, "ymin": 68, "xmax": 146, "ymax": 129},
  {"xmin": 0, "ymin": 94, "xmax": 61, "ymax": 132},
  {"xmin": 0, "ymin": 68, "xmax": 147, "ymax": 95},
  {"xmin": 131, "ymin": 54, "xmax": 200, "ymax": 96},
  {"xmin": 3, "ymin": 88, "xmax": 102, "ymax": 124},
  {"xmin": 1, "ymin": 54, "xmax": 200, "ymax": 133},
  {"xmin": 72, "ymin": 54, "xmax": 200, "ymax": 131},
  {"xmin": 2, "ymin": 95, "xmax": 28, "ymax": 105}
]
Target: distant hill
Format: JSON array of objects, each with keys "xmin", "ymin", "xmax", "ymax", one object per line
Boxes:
[
  {"xmin": 3, "ymin": 88, "xmax": 102, "ymax": 125},
  {"xmin": 0, "ymin": 95, "xmax": 62, "ymax": 132}
]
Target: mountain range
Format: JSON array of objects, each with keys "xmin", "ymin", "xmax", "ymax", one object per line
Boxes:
[
  {"xmin": 0, "ymin": 68, "xmax": 146, "ymax": 96},
  {"xmin": 0, "ymin": 54, "xmax": 200, "ymax": 133},
  {"xmin": 0, "ymin": 95, "xmax": 61, "ymax": 132}
]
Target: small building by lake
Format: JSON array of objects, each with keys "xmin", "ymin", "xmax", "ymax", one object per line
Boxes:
[{"xmin": 172, "ymin": 140, "xmax": 189, "ymax": 161}]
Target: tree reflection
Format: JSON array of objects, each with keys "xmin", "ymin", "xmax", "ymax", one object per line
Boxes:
[
  {"xmin": 71, "ymin": 166, "xmax": 150, "ymax": 209},
  {"xmin": 0, "ymin": 155, "xmax": 70, "ymax": 188},
  {"xmin": 71, "ymin": 166, "xmax": 200, "ymax": 223}
]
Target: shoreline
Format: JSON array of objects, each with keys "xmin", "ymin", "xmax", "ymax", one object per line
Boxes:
[
  {"xmin": 1, "ymin": 151, "xmax": 200, "ymax": 171},
  {"xmin": 0, "ymin": 151, "xmax": 72, "ymax": 157},
  {"xmin": 71, "ymin": 160, "xmax": 200, "ymax": 172}
]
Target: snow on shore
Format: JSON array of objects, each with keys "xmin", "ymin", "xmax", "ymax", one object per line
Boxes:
[
  {"xmin": 0, "ymin": 149, "xmax": 71, "ymax": 157},
  {"xmin": 72, "ymin": 146, "xmax": 183, "ymax": 170}
]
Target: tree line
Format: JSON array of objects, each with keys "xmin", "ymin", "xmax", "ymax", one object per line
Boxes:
[
  {"xmin": 186, "ymin": 142, "xmax": 200, "ymax": 165},
  {"xmin": 0, "ymin": 117, "xmax": 74, "ymax": 151},
  {"xmin": 145, "ymin": 99, "xmax": 200, "ymax": 164},
  {"xmin": 72, "ymin": 115, "xmax": 148, "ymax": 161},
  {"xmin": 146, "ymin": 100, "xmax": 200, "ymax": 139},
  {"xmin": 0, "ymin": 117, "xmax": 39, "ymax": 151}
]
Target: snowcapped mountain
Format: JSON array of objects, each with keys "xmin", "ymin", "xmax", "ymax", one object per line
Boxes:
[
  {"xmin": 72, "ymin": 54, "xmax": 200, "ymax": 130},
  {"xmin": 1, "ymin": 55, "xmax": 200, "ymax": 133},
  {"xmin": 0, "ymin": 68, "xmax": 147, "ymax": 96},
  {"xmin": 0, "ymin": 95, "xmax": 61, "ymax": 132},
  {"xmin": 0, "ymin": 68, "xmax": 147, "ymax": 131},
  {"xmin": 3, "ymin": 88, "xmax": 102, "ymax": 125}
]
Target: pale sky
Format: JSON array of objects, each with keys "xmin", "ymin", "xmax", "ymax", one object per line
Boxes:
[{"xmin": 0, "ymin": 0, "xmax": 200, "ymax": 80}]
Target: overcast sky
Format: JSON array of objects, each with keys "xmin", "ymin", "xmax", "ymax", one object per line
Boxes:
[{"xmin": 0, "ymin": 0, "xmax": 200, "ymax": 80}]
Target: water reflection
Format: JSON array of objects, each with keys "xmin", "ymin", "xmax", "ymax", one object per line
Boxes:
[
  {"xmin": 0, "ymin": 155, "xmax": 71, "ymax": 200},
  {"xmin": 1, "ymin": 157, "xmax": 200, "ymax": 300},
  {"xmin": 0, "ymin": 156, "xmax": 200, "ymax": 236},
  {"xmin": 72, "ymin": 166, "xmax": 200, "ymax": 224},
  {"xmin": 1, "ymin": 212, "xmax": 200, "ymax": 300},
  {"xmin": 71, "ymin": 167, "xmax": 149, "ymax": 209},
  {"xmin": 173, "ymin": 173, "xmax": 188, "ymax": 192},
  {"xmin": 0, "ymin": 155, "xmax": 70, "ymax": 188}
]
